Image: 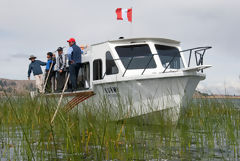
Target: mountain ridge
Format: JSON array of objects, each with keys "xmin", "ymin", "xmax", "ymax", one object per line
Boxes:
[{"xmin": 0, "ymin": 78, "xmax": 36, "ymax": 96}]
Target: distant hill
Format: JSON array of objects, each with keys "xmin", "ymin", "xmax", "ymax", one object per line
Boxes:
[{"xmin": 0, "ymin": 78, "xmax": 36, "ymax": 96}]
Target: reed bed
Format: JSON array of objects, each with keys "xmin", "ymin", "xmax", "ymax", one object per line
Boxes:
[{"xmin": 0, "ymin": 94, "xmax": 239, "ymax": 160}]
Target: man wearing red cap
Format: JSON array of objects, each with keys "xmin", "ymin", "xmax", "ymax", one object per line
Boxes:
[{"xmin": 67, "ymin": 38, "xmax": 82, "ymax": 91}]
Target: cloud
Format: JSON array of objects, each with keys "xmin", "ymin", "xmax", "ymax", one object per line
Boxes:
[
  {"xmin": 198, "ymin": 79, "xmax": 240, "ymax": 95},
  {"xmin": 0, "ymin": 29, "xmax": 12, "ymax": 37},
  {"xmin": 0, "ymin": 58, "xmax": 11, "ymax": 62},
  {"xmin": 11, "ymin": 53, "xmax": 29, "ymax": 59}
]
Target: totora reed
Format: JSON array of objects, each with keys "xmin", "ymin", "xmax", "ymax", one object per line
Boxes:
[{"xmin": 0, "ymin": 93, "xmax": 239, "ymax": 160}]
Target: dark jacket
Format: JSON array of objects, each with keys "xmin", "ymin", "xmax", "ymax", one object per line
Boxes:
[
  {"xmin": 68, "ymin": 44, "xmax": 82, "ymax": 64},
  {"xmin": 28, "ymin": 60, "xmax": 46, "ymax": 77}
]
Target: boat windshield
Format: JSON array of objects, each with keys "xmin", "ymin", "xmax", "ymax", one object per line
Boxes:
[
  {"xmin": 155, "ymin": 45, "xmax": 184, "ymax": 69},
  {"xmin": 115, "ymin": 44, "xmax": 156, "ymax": 69}
]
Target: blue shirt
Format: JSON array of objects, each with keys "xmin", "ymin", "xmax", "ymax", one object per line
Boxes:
[
  {"xmin": 46, "ymin": 59, "xmax": 55, "ymax": 71},
  {"xmin": 28, "ymin": 60, "xmax": 46, "ymax": 77}
]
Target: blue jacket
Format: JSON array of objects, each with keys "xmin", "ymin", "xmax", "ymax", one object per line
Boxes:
[
  {"xmin": 46, "ymin": 59, "xmax": 55, "ymax": 71},
  {"xmin": 67, "ymin": 43, "xmax": 82, "ymax": 64},
  {"xmin": 28, "ymin": 60, "xmax": 46, "ymax": 77}
]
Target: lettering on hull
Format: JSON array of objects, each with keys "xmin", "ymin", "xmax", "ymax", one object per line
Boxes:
[{"xmin": 104, "ymin": 87, "xmax": 119, "ymax": 95}]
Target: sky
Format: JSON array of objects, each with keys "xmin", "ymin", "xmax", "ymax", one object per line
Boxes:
[{"xmin": 0, "ymin": 0, "xmax": 240, "ymax": 95}]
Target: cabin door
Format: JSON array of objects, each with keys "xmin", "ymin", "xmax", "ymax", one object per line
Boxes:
[
  {"xmin": 78, "ymin": 62, "xmax": 90, "ymax": 89},
  {"xmin": 93, "ymin": 59, "xmax": 103, "ymax": 80}
]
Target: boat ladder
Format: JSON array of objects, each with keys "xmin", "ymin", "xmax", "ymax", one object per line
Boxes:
[{"xmin": 63, "ymin": 91, "xmax": 95, "ymax": 112}]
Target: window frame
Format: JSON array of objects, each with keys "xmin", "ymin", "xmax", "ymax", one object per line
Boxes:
[
  {"xmin": 106, "ymin": 51, "xmax": 119, "ymax": 75},
  {"xmin": 155, "ymin": 44, "xmax": 184, "ymax": 70},
  {"xmin": 115, "ymin": 44, "xmax": 157, "ymax": 70},
  {"xmin": 93, "ymin": 59, "xmax": 103, "ymax": 81}
]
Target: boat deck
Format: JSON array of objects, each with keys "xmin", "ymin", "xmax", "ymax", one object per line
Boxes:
[{"xmin": 45, "ymin": 89, "xmax": 95, "ymax": 97}]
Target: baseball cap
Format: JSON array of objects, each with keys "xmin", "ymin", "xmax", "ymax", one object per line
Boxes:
[
  {"xmin": 67, "ymin": 38, "xmax": 76, "ymax": 43},
  {"xmin": 57, "ymin": 47, "xmax": 63, "ymax": 51}
]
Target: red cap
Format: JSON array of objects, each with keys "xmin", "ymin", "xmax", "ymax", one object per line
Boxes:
[{"xmin": 67, "ymin": 38, "xmax": 76, "ymax": 43}]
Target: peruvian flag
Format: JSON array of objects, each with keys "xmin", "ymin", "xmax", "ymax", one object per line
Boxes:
[{"xmin": 116, "ymin": 8, "xmax": 132, "ymax": 22}]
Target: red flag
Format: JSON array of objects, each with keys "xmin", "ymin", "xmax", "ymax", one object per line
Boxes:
[
  {"xmin": 116, "ymin": 8, "xmax": 123, "ymax": 20},
  {"xmin": 116, "ymin": 8, "xmax": 132, "ymax": 22}
]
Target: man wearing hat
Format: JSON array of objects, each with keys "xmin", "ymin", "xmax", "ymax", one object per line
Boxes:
[
  {"xmin": 27, "ymin": 55, "xmax": 46, "ymax": 93},
  {"xmin": 55, "ymin": 47, "xmax": 66, "ymax": 92},
  {"xmin": 67, "ymin": 38, "xmax": 82, "ymax": 91}
]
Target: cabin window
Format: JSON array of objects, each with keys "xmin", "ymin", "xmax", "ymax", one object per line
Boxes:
[
  {"xmin": 115, "ymin": 44, "xmax": 156, "ymax": 69},
  {"xmin": 106, "ymin": 51, "xmax": 119, "ymax": 75},
  {"xmin": 93, "ymin": 59, "xmax": 102, "ymax": 80},
  {"xmin": 155, "ymin": 45, "xmax": 184, "ymax": 69}
]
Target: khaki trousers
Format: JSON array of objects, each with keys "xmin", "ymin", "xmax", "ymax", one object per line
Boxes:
[{"xmin": 35, "ymin": 74, "xmax": 44, "ymax": 93}]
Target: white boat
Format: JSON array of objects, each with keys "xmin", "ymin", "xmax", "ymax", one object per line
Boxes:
[{"xmin": 50, "ymin": 37, "xmax": 212, "ymax": 121}]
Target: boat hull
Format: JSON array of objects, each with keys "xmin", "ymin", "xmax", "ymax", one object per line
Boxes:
[{"xmin": 92, "ymin": 74, "xmax": 204, "ymax": 121}]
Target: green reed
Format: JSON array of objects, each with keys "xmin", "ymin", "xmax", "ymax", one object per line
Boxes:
[{"xmin": 0, "ymin": 94, "xmax": 239, "ymax": 160}]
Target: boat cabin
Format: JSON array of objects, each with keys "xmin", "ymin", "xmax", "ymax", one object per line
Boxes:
[
  {"xmin": 79, "ymin": 37, "xmax": 189, "ymax": 90},
  {"xmin": 45, "ymin": 37, "xmax": 211, "ymax": 96}
]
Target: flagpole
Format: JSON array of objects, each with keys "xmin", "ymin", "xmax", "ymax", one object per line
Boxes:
[
  {"xmin": 130, "ymin": 22, "xmax": 132, "ymax": 38},
  {"xmin": 116, "ymin": 7, "xmax": 133, "ymax": 38}
]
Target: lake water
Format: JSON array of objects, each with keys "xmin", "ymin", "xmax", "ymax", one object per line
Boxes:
[{"xmin": 0, "ymin": 98, "xmax": 239, "ymax": 160}]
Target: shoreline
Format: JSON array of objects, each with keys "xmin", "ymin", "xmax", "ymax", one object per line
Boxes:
[{"xmin": 194, "ymin": 95, "xmax": 240, "ymax": 99}]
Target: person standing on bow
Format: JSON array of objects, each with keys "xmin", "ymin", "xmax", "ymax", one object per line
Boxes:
[
  {"xmin": 28, "ymin": 55, "xmax": 46, "ymax": 93},
  {"xmin": 45, "ymin": 52, "xmax": 56, "ymax": 93},
  {"xmin": 67, "ymin": 38, "xmax": 82, "ymax": 91},
  {"xmin": 55, "ymin": 47, "xmax": 66, "ymax": 92}
]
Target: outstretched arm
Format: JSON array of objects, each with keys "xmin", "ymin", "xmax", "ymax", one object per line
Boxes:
[{"xmin": 38, "ymin": 60, "xmax": 46, "ymax": 66}]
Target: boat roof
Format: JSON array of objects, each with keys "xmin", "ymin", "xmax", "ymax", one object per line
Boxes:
[{"xmin": 92, "ymin": 37, "xmax": 180, "ymax": 46}]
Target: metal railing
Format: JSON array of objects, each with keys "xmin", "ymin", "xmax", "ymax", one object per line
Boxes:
[
  {"xmin": 102, "ymin": 55, "xmax": 158, "ymax": 78},
  {"xmin": 102, "ymin": 46, "xmax": 212, "ymax": 78},
  {"xmin": 122, "ymin": 54, "xmax": 159, "ymax": 77},
  {"xmin": 162, "ymin": 46, "xmax": 212, "ymax": 73}
]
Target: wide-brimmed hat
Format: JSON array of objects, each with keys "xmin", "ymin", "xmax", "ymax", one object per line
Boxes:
[{"xmin": 29, "ymin": 55, "xmax": 36, "ymax": 60}]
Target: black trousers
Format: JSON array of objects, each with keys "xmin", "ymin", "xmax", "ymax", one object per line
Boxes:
[
  {"xmin": 45, "ymin": 70, "xmax": 55, "ymax": 93},
  {"xmin": 56, "ymin": 71, "xmax": 66, "ymax": 91},
  {"xmin": 69, "ymin": 63, "xmax": 81, "ymax": 90}
]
